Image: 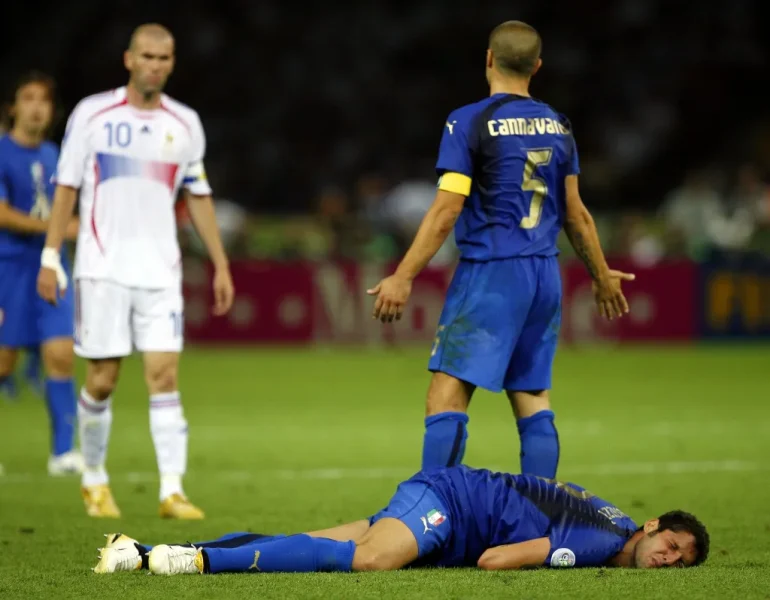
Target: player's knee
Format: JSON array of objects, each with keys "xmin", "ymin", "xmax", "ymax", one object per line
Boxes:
[
  {"xmin": 508, "ymin": 390, "xmax": 550, "ymax": 419},
  {"xmin": 144, "ymin": 359, "xmax": 178, "ymax": 394},
  {"xmin": 426, "ymin": 372, "xmax": 473, "ymax": 416},
  {"xmin": 86, "ymin": 361, "xmax": 120, "ymax": 400},
  {"xmin": 42, "ymin": 342, "xmax": 75, "ymax": 378},
  {"xmin": 0, "ymin": 349, "xmax": 18, "ymax": 377},
  {"xmin": 352, "ymin": 546, "xmax": 397, "ymax": 572}
]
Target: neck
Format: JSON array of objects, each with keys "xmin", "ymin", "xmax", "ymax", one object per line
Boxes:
[
  {"xmin": 609, "ymin": 530, "xmax": 644, "ymax": 568},
  {"xmin": 489, "ymin": 74, "xmax": 531, "ymax": 98},
  {"xmin": 10, "ymin": 126, "xmax": 43, "ymax": 148},
  {"xmin": 126, "ymin": 81, "xmax": 162, "ymax": 110}
]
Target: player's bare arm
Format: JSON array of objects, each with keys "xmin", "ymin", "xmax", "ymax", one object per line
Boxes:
[
  {"xmin": 563, "ymin": 175, "xmax": 634, "ymax": 320},
  {"xmin": 183, "ymin": 190, "xmax": 234, "ymax": 315},
  {"xmin": 37, "ymin": 184, "xmax": 79, "ymax": 304},
  {"xmin": 0, "ymin": 197, "xmax": 78, "ymax": 238},
  {"xmin": 477, "ymin": 537, "xmax": 551, "ymax": 570},
  {"xmin": 368, "ymin": 189, "xmax": 465, "ymax": 323}
]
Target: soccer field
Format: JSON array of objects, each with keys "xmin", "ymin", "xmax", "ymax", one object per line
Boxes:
[{"xmin": 1, "ymin": 345, "xmax": 769, "ymax": 599}]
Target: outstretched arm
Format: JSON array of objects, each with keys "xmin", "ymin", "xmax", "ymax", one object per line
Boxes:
[
  {"xmin": 563, "ymin": 175, "xmax": 634, "ymax": 320},
  {"xmin": 368, "ymin": 188, "xmax": 465, "ymax": 322},
  {"xmin": 477, "ymin": 538, "xmax": 551, "ymax": 570}
]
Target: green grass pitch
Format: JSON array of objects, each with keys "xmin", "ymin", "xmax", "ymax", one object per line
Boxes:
[{"xmin": 1, "ymin": 344, "xmax": 769, "ymax": 599}]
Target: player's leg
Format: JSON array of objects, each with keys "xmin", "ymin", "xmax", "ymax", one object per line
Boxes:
[
  {"xmin": 423, "ymin": 259, "xmax": 530, "ymax": 470},
  {"xmin": 0, "ymin": 259, "xmax": 32, "ymax": 401},
  {"xmin": 504, "ymin": 256, "xmax": 562, "ymax": 479},
  {"xmin": 74, "ymin": 279, "xmax": 132, "ymax": 517},
  {"xmin": 38, "ymin": 274, "xmax": 81, "ymax": 475},
  {"xmin": 23, "ymin": 345, "xmax": 42, "ymax": 393},
  {"xmin": 133, "ymin": 284, "xmax": 201, "ymax": 519},
  {"xmin": 0, "ymin": 347, "xmax": 19, "ymax": 400},
  {"xmin": 422, "ymin": 373, "xmax": 475, "ymax": 470},
  {"xmin": 40, "ymin": 338, "xmax": 82, "ymax": 475},
  {"xmin": 95, "ymin": 522, "xmax": 372, "ymax": 574},
  {"xmin": 148, "ymin": 480, "xmax": 443, "ymax": 575}
]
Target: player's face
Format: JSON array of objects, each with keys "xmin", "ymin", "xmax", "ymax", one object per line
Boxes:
[
  {"xmin": 632, "ymin": 524, "xmax": 697, "ymax": 568},
  {"xmin": 12, "ymin": 82, "xmax": 53, "ymax": 135},
  {"xmin": 125, "ymin": 35, "xmax": 175, "ymax": 95}
]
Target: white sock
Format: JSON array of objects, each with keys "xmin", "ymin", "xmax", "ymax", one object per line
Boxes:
[
  {"xmin": 150, "ymin": 391, "xmax": 188, "ymax": 501},
  {"xmin": 78, "ymin": 388, "xmax": 112, "ymax": 487}
]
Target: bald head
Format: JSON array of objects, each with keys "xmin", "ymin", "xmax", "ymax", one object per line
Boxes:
[
  {"xmin": 488, "ymin": 21, "xmax": 542, "ymax": 78},
  {"xmin": 124, "ymin": 23, "xmax": 175, "ymax": 102},
  {"xmin": 129, "ymin": 23, "xmax": 174, "ymax": 51}
]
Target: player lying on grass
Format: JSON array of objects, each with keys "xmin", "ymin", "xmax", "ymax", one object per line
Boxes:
[{"xmin": 94, "ymin": 465, "xmax": 709, "ymax": 575}]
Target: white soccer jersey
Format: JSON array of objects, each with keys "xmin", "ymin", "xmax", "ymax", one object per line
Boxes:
[{"xmin": 54, "ymin": 87, "xmax": 212, "ymax": 288}]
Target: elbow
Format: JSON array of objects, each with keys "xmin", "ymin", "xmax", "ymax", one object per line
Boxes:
[
  {"xmin": 566, "ymin": 206, "xmax": 593, "ymax": 230},
  {"xmin": 435, "ymin": 206, "xmax": 461, "ymax": 235},
  {"xmin": 477, "ymin": 554, "xmax": 508, "ymax": 571}
]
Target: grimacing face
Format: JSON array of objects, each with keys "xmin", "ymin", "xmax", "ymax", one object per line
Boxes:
[
  {"xmin": 13, "ymin": 82, "xmax": 53, "ymax": 135},
  {"xmin": 633, "ymin": 522, "xmax": 697, "ymax": 568},
  {"xmin": 124, "ymin": 34, "xmax": 175, "ymax": 96}
]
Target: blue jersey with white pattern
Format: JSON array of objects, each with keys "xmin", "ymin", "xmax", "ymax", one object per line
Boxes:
[
  {"xmin": 436, "ymin": 94, "xmax": 579, "ymax": 261},
  {"xmin": 0, "ymin": 135, "xmax": 59, "ymax": 259},
  {"xmin": 411, "ymin": 466, "xmax": 638, "ymax": 568}
]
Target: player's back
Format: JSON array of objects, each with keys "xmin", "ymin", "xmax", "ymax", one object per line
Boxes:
[
  {"xmin": 413, "ymin": 466, "xmax": 637, "ymax": 567},
  {"xmin": 437, "ymin": 94, "xmax": 579, "ymax": 260},
  {"xmin": 0, "ymin": 134, "xmax": 59, "ymax": 260}
]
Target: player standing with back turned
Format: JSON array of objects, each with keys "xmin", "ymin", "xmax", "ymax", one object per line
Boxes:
[
  {"xmin": 37, "ymin": 24, "xmax": 235, "ymax": 519},
  {"xmin": 368, "ymin": 21, "xmax": 634, "ymax": 479}
]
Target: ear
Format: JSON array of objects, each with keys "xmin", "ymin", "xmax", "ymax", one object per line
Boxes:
[
  {"xmin": 486, "ymin": 49, "xmax": 494, "ymax": 69},
  {"xmin": 643, "ymin": 519, "xmax": 660, "ymax": 534},
  {"xmin": 123, "ymin": 50, "xmax": 132, "ymax": 71},
  {"xmin": 531, "ymin": 57, "xmax": 543, "ymax": 76}
]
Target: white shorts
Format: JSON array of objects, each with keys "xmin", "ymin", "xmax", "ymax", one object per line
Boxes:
[{"xmin": 74, "ymin": 279, "xmax": 184, "ymax": 358}]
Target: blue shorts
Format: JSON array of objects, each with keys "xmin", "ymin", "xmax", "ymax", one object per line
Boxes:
[
  {"xmin": 0, "ymin": 256, "xmax": 74, "ymax": 348},
  {"xmin": 369, "ymin": 480, "xmax": 452, "ymax": 560},
  {"xmin": 428, "ymin": 256, "xmax": 561, "ymax": 393}
]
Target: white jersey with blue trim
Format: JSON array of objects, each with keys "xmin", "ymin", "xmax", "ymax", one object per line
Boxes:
[{"xmin": 54, "ymin": 86, "xmax": 211, "ymax": 288}]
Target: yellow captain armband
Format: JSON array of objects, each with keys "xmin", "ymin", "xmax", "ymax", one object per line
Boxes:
[{"xmin": 438, "ymin": 172, "xmax": 472, "ymax": 196}]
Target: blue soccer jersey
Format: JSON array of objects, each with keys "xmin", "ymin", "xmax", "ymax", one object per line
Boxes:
[
  {"xmin": 0, "ymin": 134, "xmax": 74, "ymax": 347},
  {"xmin": 0, "ymin": 135, "xmax": 59, "ymax": 257},
  {"xmin": 427, "ymin": 94, "xmax": 578, "ymax": 393},
  {"xmin": 435, "ymin": 93, "xmax": 579, "ymax": 261},
  {"xmin": 373, "ymin": 466, "xmax": 638, "ymax": 568}
]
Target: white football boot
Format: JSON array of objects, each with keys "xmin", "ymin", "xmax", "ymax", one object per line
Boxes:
[
  {"xmin": 47, "ymin": 450, "xmax": 84, "ymax": 476},
  {"xmin": 93, "ymin": 535, "xmax": 142, "ymax": 574},
  {"xmin": 148, "ymin": 544, "xmax": 203, "ymax": 575}
]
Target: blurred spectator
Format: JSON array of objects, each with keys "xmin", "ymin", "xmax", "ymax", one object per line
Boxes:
[{"xmin": 659, "ymin": 170, "xmax": 723, "ymax": 260}]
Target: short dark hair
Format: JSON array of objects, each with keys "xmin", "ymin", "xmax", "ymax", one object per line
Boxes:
[
  {"xmin": 657, "ymin": 510, "xmax": 710, "ymax": 567},
  {"xmin": 488, "ymin": 21, "xmax": 542, "ymax": 77},
  {"xmin": 1, "ymin": 70, "xmax": 57, "ymax": 131}
]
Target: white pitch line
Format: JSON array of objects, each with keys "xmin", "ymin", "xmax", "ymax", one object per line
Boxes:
[{"xmin": 0, "ymin": 460, "xmax": 762, "ymax": 485}]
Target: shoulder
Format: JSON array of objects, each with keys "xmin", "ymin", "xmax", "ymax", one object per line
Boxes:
[
  {"xmin": 0, "ymin": 136, "xmax": 10, "ymax": 168},
  {"xmin": 71, "ymin": 88, "xmax": 125, "ymax": 121},
  {"xmin": 160, "ymin": 94, "xmax": 203, "ymax": 130},
  {"xmin": 446, "ymin": 97, "xmax": 501, "ymax": 127},
  {"xmin": 41, "ymin": 140, "xmax": 60, "ymax": 159},
  {"xmin": 531, "ymin": 98, "xmax": 574, "ymax": 132}
]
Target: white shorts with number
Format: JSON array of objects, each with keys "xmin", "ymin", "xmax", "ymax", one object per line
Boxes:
[{"xmin": 74, "ymin": 278, "xmax": 184, "ymax": 358}]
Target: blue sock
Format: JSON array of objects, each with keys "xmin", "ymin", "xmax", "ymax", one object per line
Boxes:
[
  {"xmin": 421, "ymin": 411, "xmax": 469, "ymax": 470},
  {"xmin": 139, "ymin": 532, "xmax": 285, "ymax": 554},
  {"xmin": 204, "ymin": 534, "xmax": 355, "ymax": 573},
  {"xmin": 25, "ymin": 348, "xmax": 42, "ymax": 387},
  {"xmin": 45, "ymin": 378, "xmax": 77, "ymax": 456},
  {"xmin": 517, "ymin": 410, "xmax": 559, "ymax": 479}
]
